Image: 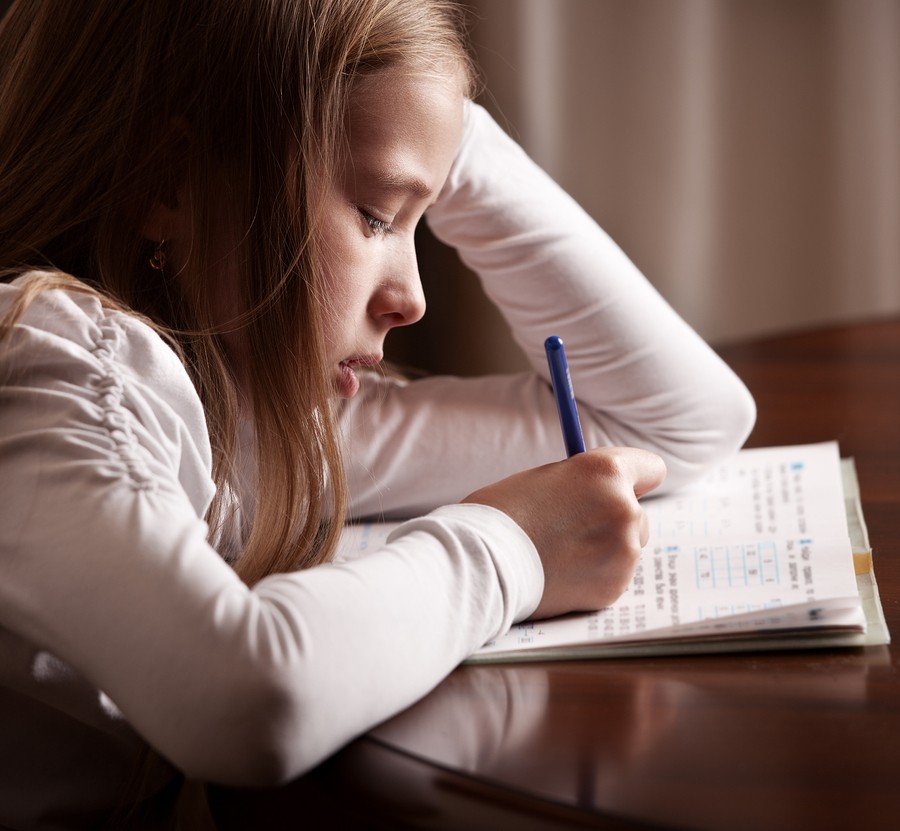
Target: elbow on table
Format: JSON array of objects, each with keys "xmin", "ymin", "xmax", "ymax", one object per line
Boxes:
[
  {"xmin": 720, "ymin": 377, "xmax": 757, "ymax": 453},
  {"xmin": 709, "ymin": 377, "xmax": 756, "ymax": 454},
  {"xmin": 660, "ymin": 381, "xmax": 757, "ymax": 490}
]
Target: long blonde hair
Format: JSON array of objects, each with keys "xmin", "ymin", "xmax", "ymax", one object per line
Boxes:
[{"xmin": 0, "ymin": 0, "xmax": 476, "ymax": 583}]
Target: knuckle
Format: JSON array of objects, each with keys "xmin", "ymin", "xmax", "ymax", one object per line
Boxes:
[
  {"xmin": 624, "ymin": 535, "xmax": 644, "ymax": 564},
  {"xmin": 608, "ymin": 495, "xmax": 644, "ymax": 529},
  {"xmin": 582, "ymin": 448, "xmax": 627, "ymax": 480}
]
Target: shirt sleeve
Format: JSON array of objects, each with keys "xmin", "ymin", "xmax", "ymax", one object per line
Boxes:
[
  {"xmin": 0, "ymin": 282, "xmax": 542, "ymax": 787},
  {"xmin": 339, "ymin": 101, "xmax": 756, "ymax": 519}
]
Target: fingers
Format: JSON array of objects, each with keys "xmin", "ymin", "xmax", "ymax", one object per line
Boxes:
[
  {"xmin": 599, "ymin": 446, "xmax": 667, "ymax": 499},
  {"xmin": 582, "ymin": 446, "xmax": 661, "ymax": 550},
  {"xmin": 639, "ymin": 507, "xmax": 650, "ymax": 548},
  {"xmin": 463, "ymin": 445, "xmax": 666, "ymax": 620}
]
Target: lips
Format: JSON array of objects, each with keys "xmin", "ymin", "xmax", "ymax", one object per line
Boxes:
[
  {"xmin": 336, "ymin": 354, "xmax": 382, "ymax": 398},
  {"xmin": 340, "ymin": 354, "xmax": 382, "ymax": 371}
]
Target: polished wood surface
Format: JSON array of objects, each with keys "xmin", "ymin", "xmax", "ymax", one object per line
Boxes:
[{"xmin": 210, "ymin": 318, "xmax": 900, "ymax": 830}]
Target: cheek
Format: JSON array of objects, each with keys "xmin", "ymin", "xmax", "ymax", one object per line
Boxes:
[
  {"xmin": 317, "ymin": 211, "xmax": 354, "ymax": 277},
  {"xmin": 317, "ymin": 191, "xmax": 382, "ymax": 280},
  {"xmin": 320, "ymin": 231, "xmax": 370, "ymax": 303},
  {"xmin": 318, "ymin": 238, "xmax": 377, "ymax": 333}
]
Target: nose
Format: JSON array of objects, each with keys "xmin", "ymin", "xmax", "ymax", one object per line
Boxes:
[{"xmin": 368, "ymin": 248, "xmax": 426, "ymax": 329}]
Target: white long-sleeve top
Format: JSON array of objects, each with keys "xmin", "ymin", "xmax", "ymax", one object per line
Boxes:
[
  {"xmin": 341, "ymin": 104, "xmax": 756, "ymax": 519},
  {"xmin": 0, "ymin": 103, "xmax": 754, "ymax": 828}
]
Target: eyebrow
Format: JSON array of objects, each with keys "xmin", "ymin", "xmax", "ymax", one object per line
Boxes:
[{"xmin": 375, "ymin": 170, "xmax": 433, "ymax": 200}]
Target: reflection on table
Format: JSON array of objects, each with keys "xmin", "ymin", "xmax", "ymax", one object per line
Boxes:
[{"xmin": 210, "ymin": 318, "xmax": 900, "ymax": 830}]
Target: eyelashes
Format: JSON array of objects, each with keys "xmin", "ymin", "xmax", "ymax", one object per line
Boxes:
[{"xmin": 357, "ymin": 207, "xmax": 395, "ymax": 236}]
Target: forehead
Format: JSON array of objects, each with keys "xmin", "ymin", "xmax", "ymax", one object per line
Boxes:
[{"xmin": 345, "ymin": 64, "xmax": 466, "ymax": 192}]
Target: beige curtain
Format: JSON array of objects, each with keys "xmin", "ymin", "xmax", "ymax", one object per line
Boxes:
[
  {"xmin": 394, "ymin": 0, "xmax": 900, "ymax": 375},
  {"xmin": 3, "ymin": 0, "xmax": 897, "ymax": 372}
]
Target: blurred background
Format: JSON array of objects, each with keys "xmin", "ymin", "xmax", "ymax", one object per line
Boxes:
[
  {"xmin": 2, "ymin": 0, "xmax": 898, "ymax": 375},
  {"xmin": 391, "ymin": 0, "xmax": 900, "ymax": 375}
]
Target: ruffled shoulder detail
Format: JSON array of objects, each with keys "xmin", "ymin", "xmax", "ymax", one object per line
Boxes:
[{"xmin": 1, "ymin": 272, "xmax": 215, "ymax": 514}]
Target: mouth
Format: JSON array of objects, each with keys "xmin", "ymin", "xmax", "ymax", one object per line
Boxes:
[
  {"xmin": 340, "ymin": 354, "xmax": 383, "ymax": 371},
  {"xmin": 336, "ymin": 354, "xmax": 383, "ymax": 398}
]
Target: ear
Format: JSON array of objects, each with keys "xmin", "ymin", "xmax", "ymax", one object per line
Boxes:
[
  {"xmin": 138, "ymin": 118, "xmax": 194, "ymax": 244},
  {"xmin": 140, "ymin": 186, "xmax": 187, "ymax": 245}
]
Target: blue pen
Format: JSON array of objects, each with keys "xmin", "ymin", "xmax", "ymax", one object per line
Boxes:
[{"xmin": 544, "ymin": 335, "xmax": 586, "ymax": 457}]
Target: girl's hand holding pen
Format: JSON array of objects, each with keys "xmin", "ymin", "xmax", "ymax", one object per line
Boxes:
[
  {"xmin": 465, "ymin": 446, "xmax": 666, "ymax": 620},
  {"xmin": 466, "ymin": 335, "xmax": 666, "ymax": 619}
]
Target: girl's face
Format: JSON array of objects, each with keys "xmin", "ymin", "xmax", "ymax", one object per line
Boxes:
[{"xmin": 319, "ymin": 63, "xmax": 465, "ymax": 398}]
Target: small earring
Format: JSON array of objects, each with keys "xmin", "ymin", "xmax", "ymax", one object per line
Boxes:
[{"xmin": 149, "ymin": 239, "xmax": 167, "ymax": 271}]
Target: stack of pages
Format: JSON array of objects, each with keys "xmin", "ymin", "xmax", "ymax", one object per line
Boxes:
[{"xmin": 336, "ymin": 442, "xmax": 889, "ymax": 662}]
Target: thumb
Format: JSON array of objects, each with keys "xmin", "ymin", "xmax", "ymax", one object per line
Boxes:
[{"xmin": 620, "ymin": 447, "xmax": 667, "ymax": 499}]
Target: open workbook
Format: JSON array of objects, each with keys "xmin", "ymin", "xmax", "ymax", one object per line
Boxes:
[{"xmin": 336, "ymin": 442, "xmax": 890, "ymax": 662}]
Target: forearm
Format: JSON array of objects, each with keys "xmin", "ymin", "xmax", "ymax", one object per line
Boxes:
[
  {"xmin": 424, "ymin": 102, "xmax": 756, "ymax": 489},
  {"xmin": 0, "ymin": 282, "xmax": 542, "ymax": 786},
  {"xmin": 3, "ymin": 472, "xmax": 539, "ymax": 786}
]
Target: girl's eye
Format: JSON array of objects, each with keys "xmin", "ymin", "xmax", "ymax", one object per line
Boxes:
[{"xmin": 358, "ymin": 208, "xmax": 394, "ymax": 236}]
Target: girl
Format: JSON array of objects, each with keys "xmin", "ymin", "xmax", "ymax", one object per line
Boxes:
[{"xmin": 0, "ymin": 0, "xmax": 754, "ymax": 826}]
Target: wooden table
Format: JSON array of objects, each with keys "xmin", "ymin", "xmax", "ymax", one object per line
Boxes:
[{"xmin": 210, "ymin": 318, "xmax": 900, "ymax": 830}]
